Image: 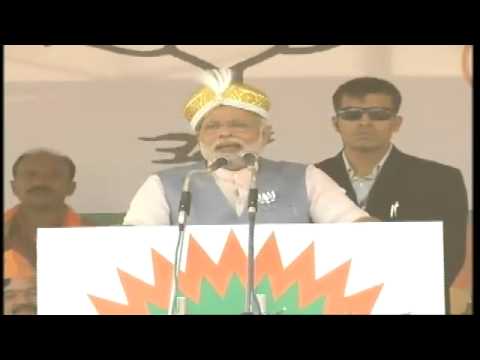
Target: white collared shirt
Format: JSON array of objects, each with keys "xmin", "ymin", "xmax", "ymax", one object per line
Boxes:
[
  {"xmin": 342, "ymin": 144, "xmax": 393, "ymax": 209},
  {"xmin": 123, "ymin": 163, "xmax": 369, "ymax": 225}
]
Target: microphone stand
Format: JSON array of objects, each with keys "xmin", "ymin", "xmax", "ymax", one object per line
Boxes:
[
  {"xmin": 168, "ymin": 158, "xmax": 227, "ymax": 315},
  {"xmin": 243, "ymin": 157, "xmax": 263, "ymax": 315},
  {"xmin": 168, "ymin": 174, "xmax": 193, "ymax": 315}
]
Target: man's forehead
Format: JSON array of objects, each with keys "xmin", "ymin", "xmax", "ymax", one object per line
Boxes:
[
  {"xmin": 340, "ymin": 93, "xmax": 394, "ymax": 107},
  {"xmin": 21, "ymin": 153, "xmax": 62, "ymax": 163},
  {"xmin": 17, "ymin": 153, "xmax": 68, "ymax": 171},
  {"xmin": 205, "ymin": 106, "xmax": 260, "ymax": 121}
]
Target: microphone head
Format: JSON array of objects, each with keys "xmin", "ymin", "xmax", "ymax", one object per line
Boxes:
[
  {"xmin": 213, "ymin": 153, "xmax": 257, "ymax": 171},
  {"xmin": 208, "ymin": 157, "xmax": 228, "ymax": 171},
  {"xmin": 242, "ymin": 152, "xmax": 258, "ymax": 167}
]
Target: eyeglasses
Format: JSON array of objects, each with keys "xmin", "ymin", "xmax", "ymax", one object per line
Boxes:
[{"xmin": 336, "ymin": 107, "xmax": 396, "ymax": 121}]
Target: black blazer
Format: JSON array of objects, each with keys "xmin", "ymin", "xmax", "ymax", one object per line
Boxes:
[{"xmin": 316, "ymin": 146, "xmax": 468, "ymax": 293}]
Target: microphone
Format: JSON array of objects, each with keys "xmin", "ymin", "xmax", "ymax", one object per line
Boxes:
[
  {"xmin": 177, "ymin": 157, "xmax": 228, "ymax": 227},
  {"xmin": 242, "ymin": 152, "xmax": 258, "ymax": 168},
  {"xmin": 182, "ymin": 157, "xmax": 228, "ymax": 192},
  {"xmin": 209, "ymin": 157, "xmax": 229, "ymax": 170},
  {"xmin": 169, "ymin": 156, "xmax": 228, "ymax": 315},
  {"xmin": 242, "ymin": 153, "xmax": 259, "ymax": 214}
]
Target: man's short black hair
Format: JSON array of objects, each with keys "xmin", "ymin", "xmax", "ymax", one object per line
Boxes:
[
  {"xmin": 333, "ymin": 77, "xmax": 402, "ymax": 114},
  {"xmin": 12, "ymin": 149, "xmax": 76, "ymax": 180}
]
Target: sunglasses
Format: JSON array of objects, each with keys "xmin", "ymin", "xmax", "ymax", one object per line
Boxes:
[{"xmin": 336, "ymin": 107, "xmax": 396, "ymax": 121}]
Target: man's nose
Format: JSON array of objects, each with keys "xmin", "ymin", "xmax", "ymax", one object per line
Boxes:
[
  {"xmin": 358, "ymin": 113, "xmax": 372, "ymax": 125},
  {"xmin": 217, "ymin": 125, "xmax": 233, "ymax": 138},
  {"xmin": 30, "ymin": 173, "xmax": 51, "ymax": 186}
]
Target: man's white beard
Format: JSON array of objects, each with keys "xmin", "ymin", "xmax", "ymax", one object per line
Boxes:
[{"xmin": 199, "ymin": 135, "xmax": 266, "ymax": 170}]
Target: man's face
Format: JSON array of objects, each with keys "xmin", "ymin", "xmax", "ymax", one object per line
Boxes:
[
  {"xmin": 11, "ymin": 153, "xmax": 76, "ymax": 210},
  {"xmin": 198, "ymin": 106, "xmax": 268, "ymax": 169},
  {"xmin": 333, "ymin": 93, "xmax": 402, "ymax": 152},
  {"xmin": 4, "ymin": 277, "xmax": 37, "ymax": 315}
]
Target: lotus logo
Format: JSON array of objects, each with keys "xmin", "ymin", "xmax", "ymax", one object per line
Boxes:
[
  {"xmin": 258, "ymin": 191, "xmax": 277, "ymax": 205},
  {"xmin": 88, "ymin": 231, "xmax": 383, "ymax": 315}
]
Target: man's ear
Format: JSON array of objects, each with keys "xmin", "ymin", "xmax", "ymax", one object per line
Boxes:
[
  {"xmin": 67, "ymin": 181, "xmax": 76, "ymax": 196},
  {"xmin": 10, "ymin": 180, "xmax": 18, "ymax": 197},
  {"xmin": 332, "ymin": 116, "xmax": 340, "ymax": 132},
  {"xmin": 393, "ymin": 116, "xmax": 403, "ymax": 133},
  {"xmin": 262, "ymin": 124, "xmax": 275, "ymax": 145}
]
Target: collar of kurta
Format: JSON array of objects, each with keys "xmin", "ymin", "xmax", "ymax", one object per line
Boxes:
[{"xmin": 213, "ymin": 167, "xmax": 252, "ymax": 188}]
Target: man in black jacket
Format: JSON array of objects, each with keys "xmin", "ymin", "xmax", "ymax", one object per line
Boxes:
[{"xmin": 315, "ymin": 77, "xmax": 469, "ymax": 314}]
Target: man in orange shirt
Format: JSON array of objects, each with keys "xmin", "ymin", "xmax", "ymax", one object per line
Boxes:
[{"xmin": 4, "ymin": 149, "xmax": 87, "ymax": 279}]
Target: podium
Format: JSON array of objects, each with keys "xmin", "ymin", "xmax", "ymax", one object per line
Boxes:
[{"xmin": 37, "ymin": 222, "xmax": 445, "ymax": 315}]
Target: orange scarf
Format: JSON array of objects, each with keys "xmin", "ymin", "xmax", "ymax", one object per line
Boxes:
[
  {"xmin": 4, "ymin": 205, "xmax": 84, "ymax": 279},
  {"xmin": 4, "ymin": 205, "xmax": 84, "ymax": 227}
]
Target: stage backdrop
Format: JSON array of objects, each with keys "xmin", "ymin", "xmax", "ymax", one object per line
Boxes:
[{"xmin": 4, "ymin": 45, "xmax": 472, "ymax": 213}]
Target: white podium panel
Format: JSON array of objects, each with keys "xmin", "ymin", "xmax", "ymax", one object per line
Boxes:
[{"xmin": 37, "ymin": 222, "xmax": 444, "ymax": 315}]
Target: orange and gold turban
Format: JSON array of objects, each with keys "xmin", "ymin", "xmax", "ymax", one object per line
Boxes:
[{"xmin": 184, "ymin": 68, "xmax": 271, "ymax": 130}]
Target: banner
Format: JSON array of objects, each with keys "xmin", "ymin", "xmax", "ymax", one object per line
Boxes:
[{"xmin": 37, "ymin": 222, "xmax": 445, "ymax": 315}]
